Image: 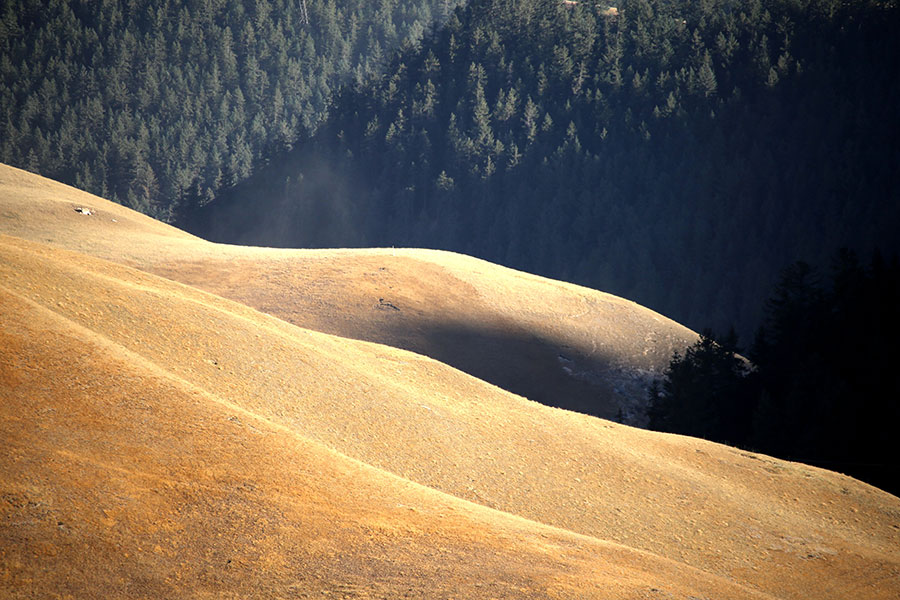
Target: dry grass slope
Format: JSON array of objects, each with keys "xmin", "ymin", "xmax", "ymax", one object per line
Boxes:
[
  {"xmin": 0, "ymin": 234, "xmax": 769, "ymax": 599},
  {"xmin": 2, "ymin": 164, "xmax": 899, "ymax": 599},
  {"xmin": 0, "ymin": 163, "xmax": 696, "ymax": 422}
]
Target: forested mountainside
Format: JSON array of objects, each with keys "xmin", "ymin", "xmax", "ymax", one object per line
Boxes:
[
  {"xmin": 0, "ymin": 0, "xmax": 463, "ymax": 220},
  {"xmin": 648, "ymin": 249, "xmax": 900, "ymax": 495},
  {"xmin": 189, "ymin": 0, "xmax": 900, "ymax": 339}
]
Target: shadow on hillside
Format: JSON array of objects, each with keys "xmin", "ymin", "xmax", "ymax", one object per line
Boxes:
[
  {"xmin": 178, "ymin": 154, "xmax": 366, "ymax": 251},
  {"xmin": 377, "ymin": 318, "xmax": 659, "ymax": 425}
]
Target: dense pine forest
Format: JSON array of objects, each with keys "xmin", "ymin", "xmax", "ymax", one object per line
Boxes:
[
  {"xmin": 185, "ymin": 0, "xmax": 900, "ymax": 340},
  {"xmin": 0, "ymin": 0, "xmax": 463, "ymax": 219}
]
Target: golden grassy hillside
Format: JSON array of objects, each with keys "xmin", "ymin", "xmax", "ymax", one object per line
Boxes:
[
  {"xmin": 0, "ymin": 163, "xmax": 695, "ymax": 422},
  {"xmin": 1, "ymin": 236, "xmax": 767, "ymax": 599},
  {"xmin": 2, "ymin": 164, "xmax": 900, "ymax": 599}
]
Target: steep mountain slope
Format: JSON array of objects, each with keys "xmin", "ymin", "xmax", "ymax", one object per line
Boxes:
[
  {"xmin": 0, "ymin": 163, "xmax": 695, "ymax": 422},
  {"xmin": 2, "ymin": 165, "xmax": 900, "ymax": 599}
]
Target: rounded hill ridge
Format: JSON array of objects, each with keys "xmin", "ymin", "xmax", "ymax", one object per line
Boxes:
[
  {"xmin": 0, "ymin": 162, "xmax": 695, "ymax": 422},
  {"xmin": 1, "ymin": 163, "xmax": 899, "ymax": 599}
]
